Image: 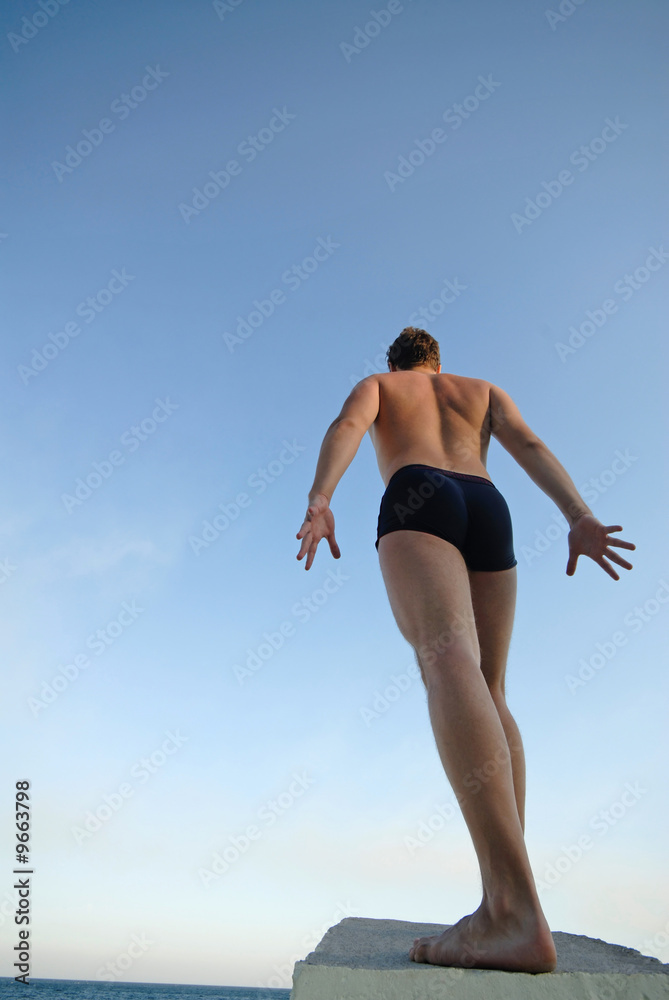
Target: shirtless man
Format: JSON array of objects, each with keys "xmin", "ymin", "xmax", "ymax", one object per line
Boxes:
[{"xmin": 295, "ymin": 327, "xmax": 635, "ymax": 973}]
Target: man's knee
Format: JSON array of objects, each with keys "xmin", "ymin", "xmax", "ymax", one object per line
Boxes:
[
  {"xmin": 486, "ymin": 680, "xmax": 506, "ymax": 703},
  {"xmin": 417, "ymin": 640, "xmax": 480, "ymax": 683},
  {"xmin": 415, "ymin": 615, "xmax": 478, "ymax": 673}
]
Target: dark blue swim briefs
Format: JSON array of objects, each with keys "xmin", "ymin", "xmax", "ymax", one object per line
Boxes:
[{"xmin": 375, "ymin": 463, "xmax": 517, "ymax": 571}]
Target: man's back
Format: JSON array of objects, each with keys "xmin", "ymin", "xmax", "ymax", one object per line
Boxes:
[{"xmin": 368, "ymin": 370, "xmax": 493, "ymax": 485}]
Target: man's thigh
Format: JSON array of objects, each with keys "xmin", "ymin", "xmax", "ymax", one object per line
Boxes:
[
  {"xmin": 467, "ymin": 566, "xmax": 517, "ymax": 692},
  {"xmin": 377, "ymin": 530, "xmax": 480, "ymax": 670}
]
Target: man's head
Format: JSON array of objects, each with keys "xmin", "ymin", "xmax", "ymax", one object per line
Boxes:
[{"xmin": 386, "ymin": 327, "xmax": 441, "ymax": 373}]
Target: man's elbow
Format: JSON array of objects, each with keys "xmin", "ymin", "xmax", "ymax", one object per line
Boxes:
[
  {"xmin": 496, "ymin": 431, "xmax": 543, "ymax": 462},
  {"xmin": 334, "ymin": 415, "xmax": 368, "ymax": 435},
  {"xmin": 522, "ymin": 435, "xmax": 544, "ymax": 450},
  {"xmin": 510, "ymin": 437, "xmax": 550, "ymax": 475}
]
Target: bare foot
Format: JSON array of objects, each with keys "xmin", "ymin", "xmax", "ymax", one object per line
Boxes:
[{"xmin": 408, "ymin": 902, "xmax": 557, "ymax": 973}]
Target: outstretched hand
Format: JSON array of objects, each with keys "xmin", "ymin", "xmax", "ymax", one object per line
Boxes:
[
  {"xmin": 296, "ymin": 493, "xmax": 341, "ymax": 571},
  {"xmin": 566, "ymin": 513, "xmax": 635, "ymax": 580}
]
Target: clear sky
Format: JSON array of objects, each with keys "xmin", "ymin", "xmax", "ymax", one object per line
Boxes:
[{"xmin": 1, "ymin": 0, "xmax": 668, "ymax": 989}]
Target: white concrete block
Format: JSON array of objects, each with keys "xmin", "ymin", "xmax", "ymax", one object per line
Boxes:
[{"xmin": 290, "ymin": 916, "xmax": 669, "ymax": 999}]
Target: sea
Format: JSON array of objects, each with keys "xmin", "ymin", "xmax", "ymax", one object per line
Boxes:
[{"xmin": 0, "ymin": 982, "xmax": 290, "ymax": 1000}]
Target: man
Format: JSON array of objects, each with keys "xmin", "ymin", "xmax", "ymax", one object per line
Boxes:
[{"xmin": 295, "ymin": 327, "xmax": 635, "ymax": 973}]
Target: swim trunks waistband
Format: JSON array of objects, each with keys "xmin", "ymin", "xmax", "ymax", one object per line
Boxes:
[{"xmin": 385, "ymin": 463, "xmax": 496, "ymax": 489}]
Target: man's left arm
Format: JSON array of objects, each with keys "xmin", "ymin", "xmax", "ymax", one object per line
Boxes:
[{"xmin": 296, "ymin": 377, "xmax": 380, "ymax": 569}]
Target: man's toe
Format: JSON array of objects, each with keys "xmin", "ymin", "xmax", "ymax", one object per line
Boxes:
[{"xmin": 411, "ymin": 937, "xmax": 431, "ymax": 963}]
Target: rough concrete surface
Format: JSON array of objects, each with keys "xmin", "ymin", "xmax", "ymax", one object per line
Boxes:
[{"xmin": 289, "ymin": 916, "xmax": 669, "ymax": 999}]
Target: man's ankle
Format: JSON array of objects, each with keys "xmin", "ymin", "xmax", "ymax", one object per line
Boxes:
[{"xmin": 482, "ymin": 881, "xmax": 542, "ymax": 922}]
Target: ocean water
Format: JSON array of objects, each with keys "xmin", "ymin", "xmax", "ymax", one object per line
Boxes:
[{"xmin": 0, "ymin": 981, "xmax": 290, "ymax": 1000}]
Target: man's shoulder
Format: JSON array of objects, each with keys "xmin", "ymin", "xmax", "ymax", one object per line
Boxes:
[
  {"xmin": 444, "ymin": 373, "xmax": 492, "ymax": 393},
  {"xmin": 366, "ymin": 372, "xmax": 493, "ymax": 393},
  {"xmin": 353, "ymin": 372, "xmax": 384, "ymax": 388},
  {"xmin": 456, "ymin": 373, "xmax": 490, "ymax": 385}
]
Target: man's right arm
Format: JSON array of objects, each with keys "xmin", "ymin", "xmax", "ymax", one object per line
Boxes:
[{"xmin": 488, "ymin": 383, "xmax": 593, "ymax": 527}]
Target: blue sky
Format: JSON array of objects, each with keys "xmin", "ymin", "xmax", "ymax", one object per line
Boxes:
[{"xmin": 1, "ymin": 0, "xmax": 668, "ymax": 988}]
